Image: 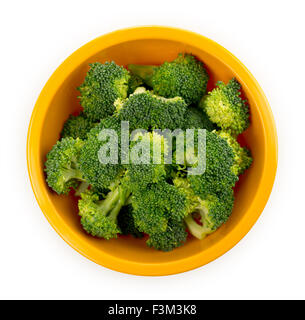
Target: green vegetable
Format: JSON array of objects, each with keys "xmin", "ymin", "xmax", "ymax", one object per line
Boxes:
[
  {"xmin": 127, "ymin": 131, "xmax": 169, "ymax": 188},
  {"xmin": 117, "ymin": 87, "xmax": 187, "ymax": 131},
  {"xmin": 45, "ymin": 137, "xmax": 84, "ymax": 194},
  {"xmin": 184, "ymin": 189, "xmax": 234, "ymax": 240},
  {"xmin": 44, "ymin": 55, "xmax": 253, "ymax": 252},
  {"xmin": 146, "ymin": 219, "xmax": 187, "ymax": 251},
  {"xmin": 187, "ymin": 130, "xmax": 238, "ymax": 198},
  {"xmin": 174, "ymin": 177, "xmax": 234, "ymax": 239},
  {"xmin": 129, "ymin": 53, "xmax": 209, "ymax": 105},
  {"xmin": 183, "ymin": 106, "xmax": 216, "ymax": 131},
  {"xmin": 216, "ymin": 130, "xmax": 252, "ymax": 175},
  {"xmin": 78, "ymin": 62, "xmax": 130, "ymax": 121},
  {"xmin": 131, "ymin": 180, "xmax": 188, "ymax": 234},
  {"xmin": 127, "ymin": 73, "xmax": 144, "ymax": 95},
  {"xmin": 78, "ymin": 181, "xmax": 130, "ymax": 239},
  {"xmin": 79, "ymin": 116, "xmax": 124, "ymax": 190},
  {"xmin": 117, "ymin": 204, "xmax": 143, "ymax": 238},
  {"xmin": 61, "ymin": 112, "xmax": 96, "ymax": 140},
  {"xmin": 200, "ymin": 78, "xmax": 249, "ymax": 136}
]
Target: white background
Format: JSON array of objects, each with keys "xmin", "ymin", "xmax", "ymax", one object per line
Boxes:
[{"xmin": 0, "ymin": 0, "xmax": 304, "ymax": 300}]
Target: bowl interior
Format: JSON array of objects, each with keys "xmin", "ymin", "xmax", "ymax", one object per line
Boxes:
[{"xmin": 39, "ymin": 38, "xmax": 265, "ymax": 265}]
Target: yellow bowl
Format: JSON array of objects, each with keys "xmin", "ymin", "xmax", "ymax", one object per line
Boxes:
[{"xmin": 27, "ymin": 26, "xmax": 277, "ymax": 276}]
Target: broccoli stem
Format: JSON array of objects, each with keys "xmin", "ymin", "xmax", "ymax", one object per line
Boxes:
[
  {"xmin": 128, "ymin": 64, "xmax": 156, "ymax": 87},
  {"xmin": 98, "ymin": 188, "xmax": 120, "ymax": 214},
  {"xmin": 62, "ymin": 167, "xmax": 84, "ymax": 183},
  {"xmin": 98, "ymin": 186, "xmax": 131, "ymax": 223},
  {"xmin": 184, "ymin": 209, "xmax": 212, "ymax": 240},
  {"xmin": 125, "ymin": 195, "xmax": 132, "ymax": 205},
  {"xmin": 109, "ymin": 188, "xmax": 131, "ymax": 221},
  {"xmin": 75, "ymin": 181, "xmax": 90, "ymax": 197}
]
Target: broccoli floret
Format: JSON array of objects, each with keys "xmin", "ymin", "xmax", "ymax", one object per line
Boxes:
[
  {"xmin": 174, "ymin": 177, "xmax": 234, "ymax": 239},
  {"xmin": 128, "ymin": 53, "xmax": 209, "ymax": 105},
  {"xmin": 187, "ymin": 130, "xmax": 238, "ymax": 198},
  {"xmin": 79, "ymin": 116, "xmax": 124, "ymax": 190},
  {"xmin": 184, "ymin": 190, "xmax": 234, "ymax": 240},
  {"xmin": 216, "ymin": 130, "xmax": 253, "ymax": 175},
  {"xmin": 127, "ymin": 73, "xmax": 144, "ymax": 95},
  {"xmin": 131, "ymin": 180, "xmax": 188, "ymax": 234},
  {"xmin": 78, "ymin": 180, "xmax": 130, "ymax": 239},
  {"xmin": 200, "ymin": 78, "xmax": 249, "ymax": 136},
  {"xmin": 117, "ymin": 204, "xmax": 143, "ymax": 238},
  {"xmin": 45, "ymin": 137, "xmax": 84, "ymax": 194},
  {"xmin": 74, "ymin": 181, "xmax": 91, "ymax": 197},
  {"xmin": 146, "ymin": 219, "xmax": 187, "ymax": 251},
  {"xmin": 78, "ymin": 62, "xmax": 130, "ymax": 121},
  {"xmin": 117, "ymin": 87, "xmax": 187, "ymax": 131},
  {"xmin": 61, "ymin": 112, "xmax": 96, "ymax": 140},
  {"xmin": 183, "ymin": 106, "xmax": 216, "ymax": 131},
  {"xmin": 127, "ymin": 132, "xmax": 188, "ymax": 237},
  {"xmin": 115, "ymin": 87, "xmax": 152, "ymax": 130},
  {"xmin": 127, "ymin": 131, "xmax": 169, "ymax": 188}
]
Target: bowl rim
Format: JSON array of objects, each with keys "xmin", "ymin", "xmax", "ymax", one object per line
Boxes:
[{"xmin": 27, "ymin": 25, "xmax": 278, "ymax": 276}]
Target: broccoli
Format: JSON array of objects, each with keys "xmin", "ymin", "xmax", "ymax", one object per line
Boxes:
[
  {"xmin": 127, "ymin": 73, "xmax": 144, "ymax": 95},
  {"xmin": 45, "ymin": 137, "xmax": 84, "ymax": 194},
  {"xmin": 61, "ymin": 112, "xmax": 96, "ymax": 140},
  {"xmin": 117, "ymin": 87, "xmax": 187, "ymax": 131},
  {"xmin": 184, "ymin": 190, "xmax": 234, "ymax": 240},
  {"xmin": 174, "ymin": 177, "xmax": 234, "ymax": 239},
  {"xmin": 187, "ymin": 130, "xmax": 238, "ymax": 198},
  {"xmin": 216, "ymin": 130, "xmax": 253, "ymax": 175},
  {"xmin": 114, "ymin": 87, "xmax": 151, "ymax": 130},
  {"xmin": 200, "ymin": 78, "xmax": 249, "ymax": 136},
  {"xmin": 78, "ymin": 181, "xmax": 130, "ymax": 239},
  {"xmin": 183, "ymin": 106, "xmax": 217, "ymax": 131},
  {"xmin": 79, "ymin": 116, "xmax": 124, "ymax": 191},
  {"xmin": 78, "ymin": 62, "xmax": 130, "ymax": 121},
  {"xmin": 126, "ymin": 131, "xmax": 188, "ymax": 237},
  {"xmin": 146, "ymin": 219, "xmax": 187, "ymax": 251},
  {"xmin": 127, "ymin": 131, "xmax": 169, "ymax": 188},
  {"xmin": 128, "ymin": 53, "xmax": 209, "ymax": 105},
  {"xmin": 131, "ymin": 180, "xmax": 188, "ymax": 235},
  {"xmin": 117, "ymin": 204, "xmax": 143, "ymax": 238},
  {"xmin": 44, "ymin": 55, "xmax": 253, "ymax": 252},
  {"xmin": 127, "ymin": 131, "xmax": 188, "ymax": 235},
  {"xmin": 74, "ymin": 181, "xmax": 90, "ymax": 197}
]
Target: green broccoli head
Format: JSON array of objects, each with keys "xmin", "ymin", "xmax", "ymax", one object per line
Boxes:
[
  {"xmin": 78, "ymin": 181, "xmax": 130, "ymax": 240},
  {"xmin": 115, "ymin": 87, "xmax": 152, "ymax": 130},
  {"xmin": 78, "ymin": 190, "xmax": 120, "ymax": 239},
  {"xmin": 128, "ymin": 53, "xmax": 209, "ymax": 105},
  {"xmin": 173, "ymin": 177, "xmax": 201, "ymax": 214},
  {"xmin": 127, "ymin": 131, "xmax": 169, "ymax": 188},
  {"xmin": 174, "ymin": 177, "xmax": 234, "ymax": 239},
  {"xmin": 45, "ymin": 137, "xmax": 84, "ymax": 194},
  {"xmin": 187, "ymin": 130, "xmax": 238, "ymax": 198},
  {"xmin": 146, "ymin": 219, "xmax": 188, "ymax": 252},
  {"xmin": 184, "ymin": 189, "xmax": 234, "ymax": 240},
  {"xmin": 183, "ymin": 106, "xmax": 217, "ymax": 131},
  {"xmin": 200, "ymin": 78, "xmax": 249, "ymax": 135},
  {"xmin": 61, "ymin": 112, "xmax": 96, "ymax": 140},
  {"xmin": 216, "ymin": 130, "xmax": 253, "ymax": 175},
  {"xmin": 131, "ymin": 181, "xmax": 188, "ymax": 234},
  {"xmin": 79, "ymin": 116, "xmax": 124, "ymax": 190},
  {"xmin": 117, "ymin": 88, "xmax": 187, "ymax": 131},
  {"xmin": 117, "ymin": 204, "xmax": 143, "ymax": 238},
  {"xmin": 127, "ymin": 73, "xmax": 144, "ymax": 95},
  {"xmin": 78, "ymin": 62, "xmax": 130, "ymax": 121}
]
